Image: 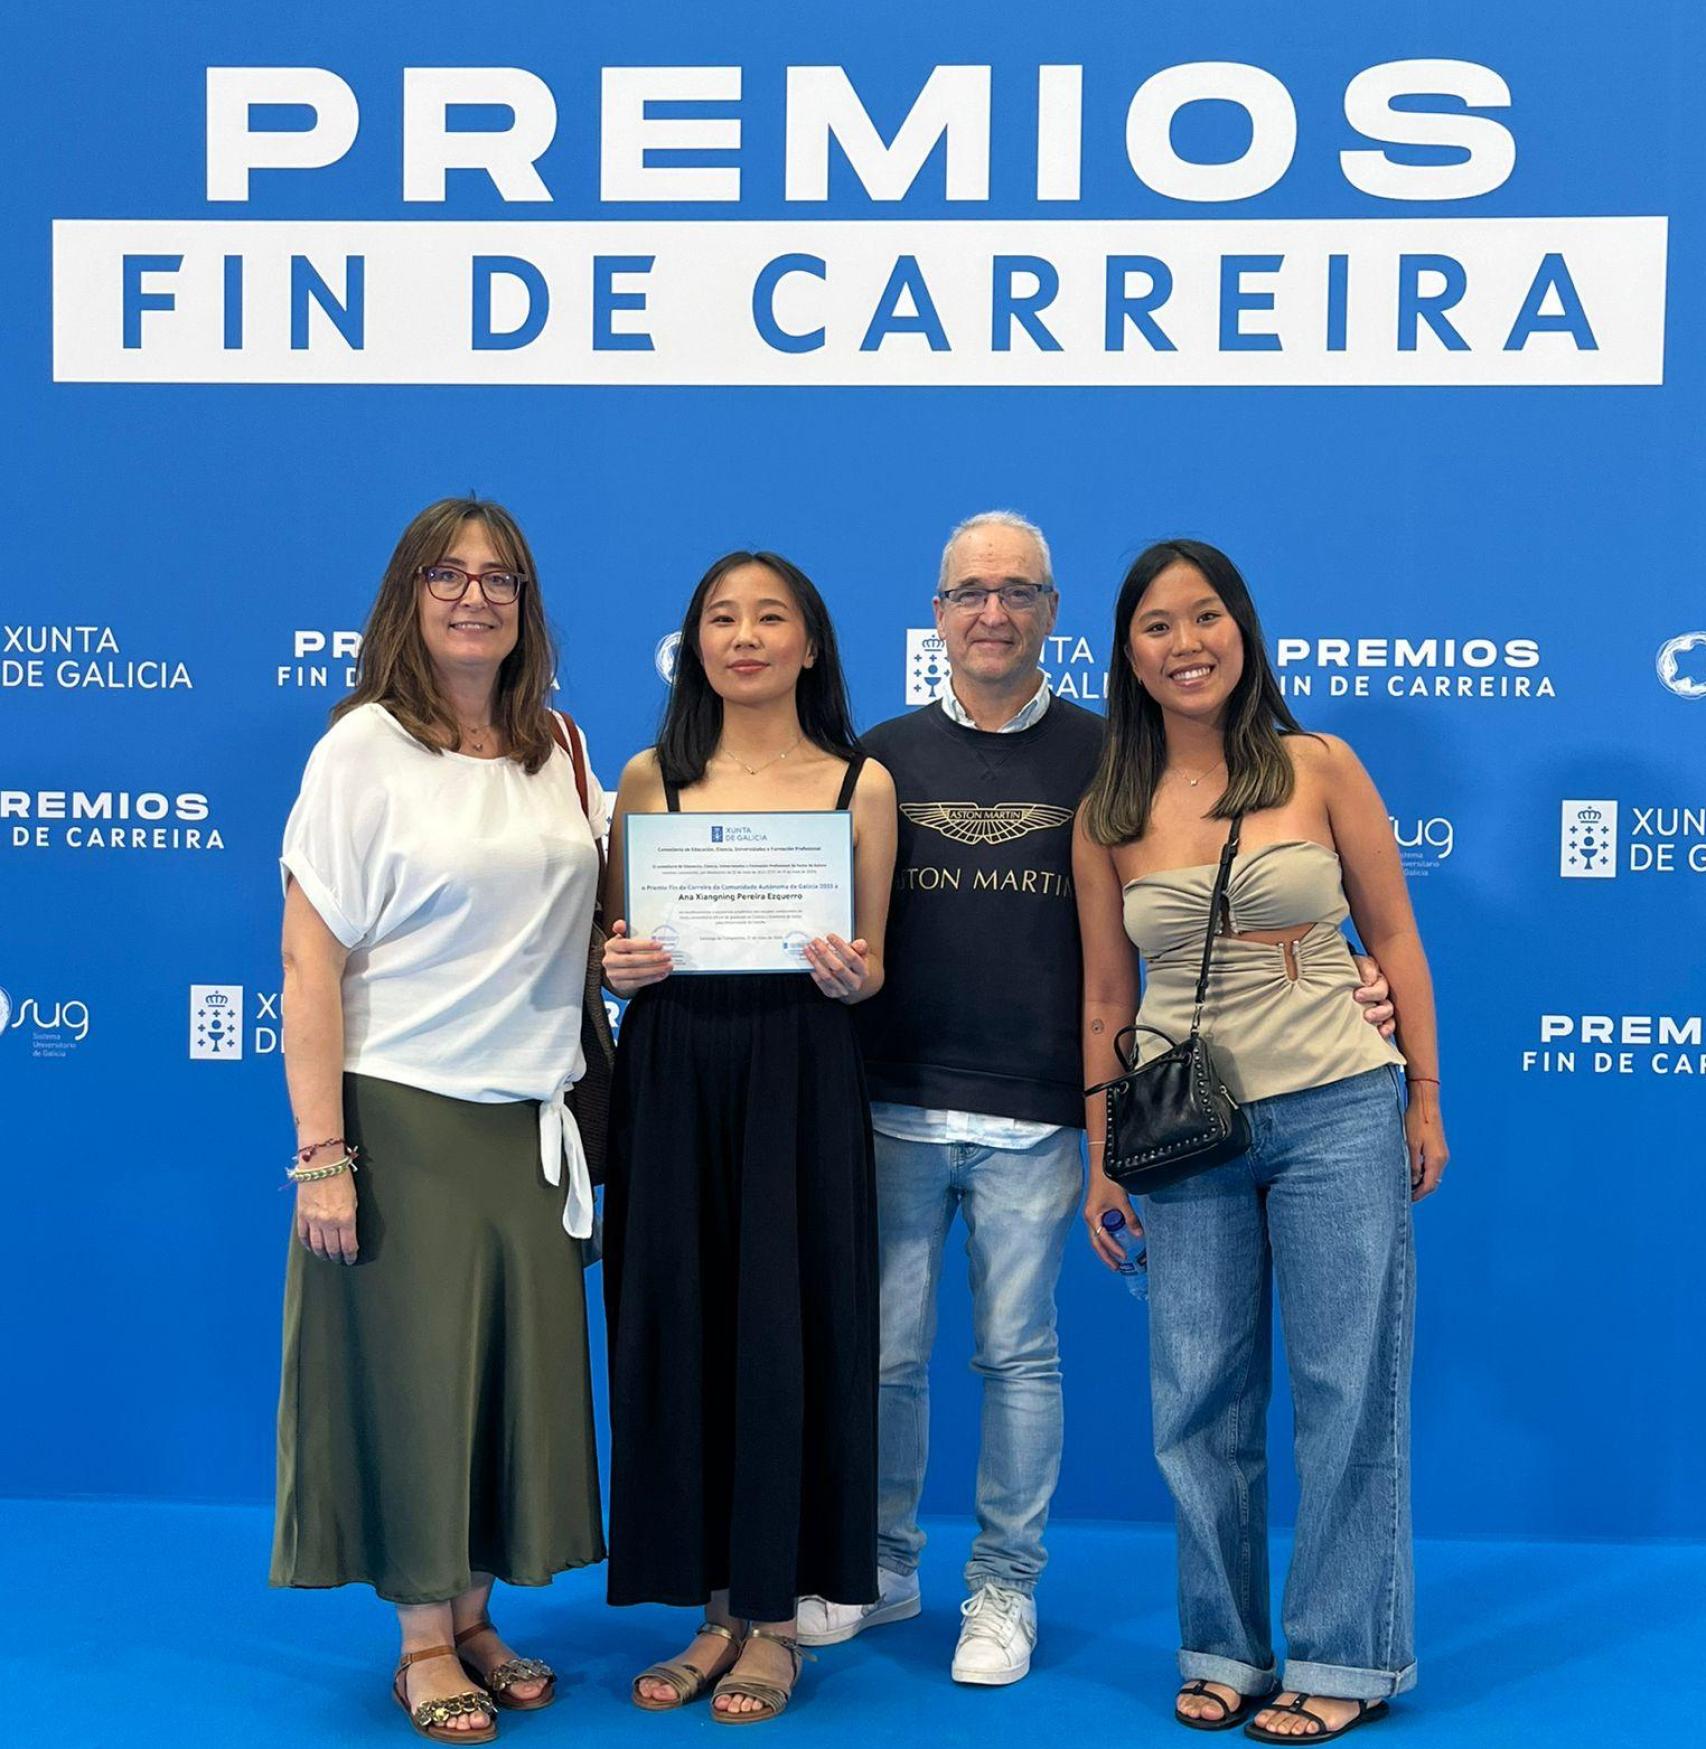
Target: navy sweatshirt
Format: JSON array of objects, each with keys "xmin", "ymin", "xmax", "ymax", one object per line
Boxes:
[{"xmin": 856, "ymin": 696, "xmax": 1107, "ymax": 1127}]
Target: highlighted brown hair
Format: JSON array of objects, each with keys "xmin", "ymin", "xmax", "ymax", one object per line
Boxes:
[
  {"xmin": 1080, "ymin": 538, "xmax": 1306, "ymax": 846},
  {"xmin": 332, "ymin": 497, "xmax": 558, "ymax": 774}
]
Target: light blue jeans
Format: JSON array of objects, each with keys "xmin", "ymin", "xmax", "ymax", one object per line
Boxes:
[
  {"xmin": 1142, "ymin": 1065, "xmax": 1417, "ymax": 1701},
  {"xmin": 874, "ymin": 1129, "xmax": 1084, "ymax": 1595}
]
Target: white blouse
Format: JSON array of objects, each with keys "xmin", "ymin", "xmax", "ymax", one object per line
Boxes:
[{"xmin": 280, "ymin": 702, "xmax": 609, "ymax": 1237}]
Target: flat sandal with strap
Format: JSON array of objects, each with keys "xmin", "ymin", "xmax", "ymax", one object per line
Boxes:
[
  {"xmin": 1244, "ymin": 1695, "xmax": 1389, "ymax": 1743},
  {"xmin": 710, "ymin": 1627, "xmax": 816, "ymax": 1726},
  {"xmin": 392, "ymin": 1645, "xmax": 498, "ymax": 1745},
  {"xmin": 1176, "ymin": 1679, "xmax": 1279, "ymax": 1732},
  {"xmin": 453, "ymin": 1617, "xmax": 556, "ymax": 1712},
  {"xmin": 632, "ymin": 1621, "xmax": 746, "ymax": 1711}
]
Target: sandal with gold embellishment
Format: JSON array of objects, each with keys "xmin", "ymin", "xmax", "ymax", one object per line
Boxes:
[
  {"xmin": 392, "ymin": 1645, "xmax": 498, "ymax": 1743},
  {"xmin": 632, "ymin": 1620, "xmax": 746, "ymax": 1711},
  {"xmin": 454, "ymin": 1617, "xmax": 556, "ymax": 1712},
  {"xmin": 710, "ymin": 1626, "xmax": 815, "ymax": 1726}
]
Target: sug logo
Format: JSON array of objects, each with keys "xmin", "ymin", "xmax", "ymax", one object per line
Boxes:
[
  {"xmin": 655, "ymin": 632, "xmax": 681, "ymax": 685},
  {"xmin": 1560, "ymin": 801, "xmax": 1619, "ymax": 878},
  {"xmin": 2, "ymin": 982, "xmax": 91, "ymax": 1056},
  {"xmin": 906, "ymin": 629, "xmax": 950, "ymax": 705},
  {"xmin": 189, "ymin": 984, "xmax": 245, "ymax": 1059},
  {"xmin": 1656, "ymin": 632, "xmax": 1706, "ymax": 699},
  {"xmin": 1391, "ymin": 816, "xmax": 1454, "ymax": 875},
  {"xmin": 901, "ymin": 802, "xmax": 1075, "ymax": 846}
]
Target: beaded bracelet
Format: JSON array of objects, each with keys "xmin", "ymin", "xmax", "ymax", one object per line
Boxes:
[
  {"xmin": 291, "ymin": 1135, "xmax": 347, "ymax": 1166},
  {"xmin": 286, "ymin": 1154, "xmax": 357, "ymax": 1184}
]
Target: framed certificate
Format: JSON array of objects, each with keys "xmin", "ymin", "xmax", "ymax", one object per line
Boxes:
[{"xmin": 623, "ymin": 811, "xmax": 856, "ymax": 974}]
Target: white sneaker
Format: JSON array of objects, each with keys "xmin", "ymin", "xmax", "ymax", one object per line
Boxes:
[
  {"xmin": 950, "ymin": 1584, "xmax": 1036, "ymax": 1686},
  {"xmin": 796, "ymin": 1567, "xmax": 922, "ymax": 1647}
]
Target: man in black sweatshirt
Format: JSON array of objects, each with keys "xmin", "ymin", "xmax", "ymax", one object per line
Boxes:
[
  {"xmin": 798, "ymin": 511, "xmax": 1391, "ymax": 1687},
  {"xmin": 797, "ymin": 510, "xmax": 1097, "ymax": 1684}
]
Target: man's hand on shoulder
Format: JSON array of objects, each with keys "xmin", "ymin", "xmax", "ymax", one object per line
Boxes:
[{"xmin": 1352, "ymin": 952, "xmax": 1396, "ymax": 1038}]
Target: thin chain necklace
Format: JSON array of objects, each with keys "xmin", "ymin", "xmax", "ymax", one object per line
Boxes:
[
  {"xmin": 461, "ymin": 722, "xmax": 496, "ymax": 754},
  {"xmin": 1173, "ymin": 758, "xmax": 1224, "ymax": 789},
  {"xmin": 719, "ymin": 732, "xmax": 803, "ymax": 776}
]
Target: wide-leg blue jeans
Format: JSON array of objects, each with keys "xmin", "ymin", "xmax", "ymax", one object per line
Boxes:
[{"xmin": 1142, "ymin": 1065, "xmax": 1417, "ymax": 1700}]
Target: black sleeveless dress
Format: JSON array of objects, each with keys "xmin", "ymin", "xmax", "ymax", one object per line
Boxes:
[{"xmin": 603, "ymin": 757, "xmax": 879, "ymax": 1622}]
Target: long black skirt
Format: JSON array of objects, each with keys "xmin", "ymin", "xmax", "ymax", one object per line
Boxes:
[{"xmin": 603, "ymin": 973, "xmax": 879, "ymax": 1623}]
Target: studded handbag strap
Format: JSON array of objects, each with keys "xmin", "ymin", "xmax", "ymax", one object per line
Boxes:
[{"xmin": 1188, "ymin": 815, "xmax": 1243, "ymax": 1038}]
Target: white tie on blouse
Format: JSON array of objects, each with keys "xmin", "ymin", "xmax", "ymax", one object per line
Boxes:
[{"xmin": 539, "ymin": 1085, "xmax": 595, "ymax": 1239}]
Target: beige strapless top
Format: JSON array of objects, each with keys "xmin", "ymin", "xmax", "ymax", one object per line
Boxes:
[{"xmin": 1121, "ymin": 840, "xmax": 1404, "ymax": 1104}]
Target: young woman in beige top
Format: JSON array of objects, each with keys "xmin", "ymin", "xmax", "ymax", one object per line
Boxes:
[{"xmin": 1074, "ymin": 538, "xmax": 1448, "ymax": 1745}]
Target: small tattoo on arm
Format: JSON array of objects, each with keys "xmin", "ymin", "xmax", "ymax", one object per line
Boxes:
[{"xmin": 1091, "ymin": 1019, "xmax": 1105, "ymax": 1034}]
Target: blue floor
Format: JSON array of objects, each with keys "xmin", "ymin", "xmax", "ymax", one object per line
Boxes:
[{"xmin": 10, "ymin": 1498, "xmax": 1701, "ymax": 1748}]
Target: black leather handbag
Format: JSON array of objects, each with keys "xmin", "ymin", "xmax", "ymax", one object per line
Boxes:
[{"xmin": 1088, "ymin": 815, "xmax": 1251, "ymax": 1195}]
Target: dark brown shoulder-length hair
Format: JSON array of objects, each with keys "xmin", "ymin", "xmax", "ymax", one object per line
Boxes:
[
  {"xmin": 332, "ymin": 496, "xmax": 558, "ymax": 774},
  {"xmin": 1080, "ymin": 538, "xmax": 1307, "ymax": 846}
]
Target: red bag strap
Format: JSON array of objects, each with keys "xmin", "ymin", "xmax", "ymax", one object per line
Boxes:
[{"xmin": 548, "ymin": 710, "xmax": 606, "ymax": 883}]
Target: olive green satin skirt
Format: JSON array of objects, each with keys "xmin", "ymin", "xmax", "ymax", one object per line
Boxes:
[{"xmin": 271, "ymin": 1073, "xmax": 605, "ymax": 1604}]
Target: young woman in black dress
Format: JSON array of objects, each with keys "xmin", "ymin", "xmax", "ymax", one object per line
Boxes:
[{"xmin": 601, "ymin": 550, "xmax": 897, "ymax": 1724}]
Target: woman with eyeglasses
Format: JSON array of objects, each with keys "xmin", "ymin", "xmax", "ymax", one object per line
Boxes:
[
  {"xmin": 599, "ymin": 551, "xmax": 897, "ymax": 1725},
  {"xmin": 1074, "ymin": 539, "xmax": 1447, "ymax": 1744},
  {"xmin": 273, "ymin": 497, "xmax": 605, "ymax": 1744}
]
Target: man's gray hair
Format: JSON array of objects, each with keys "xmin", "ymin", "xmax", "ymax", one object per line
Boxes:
[{"xmin": 937, "ymin": 509, "xmax": 1054, "ymax": 594}]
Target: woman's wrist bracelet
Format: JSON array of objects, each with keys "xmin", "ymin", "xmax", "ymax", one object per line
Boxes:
[
  {"xmin": 291, "ymin": 1135, "xmax": 347, "ymax": 1166},
  {"xmin": 286, "ymin": 1153, "xmax": 358, "ymax": 1183},
  {"xmin": 1405, "ymin": 1074, "xmax": 1440, "ymax": 1087}
]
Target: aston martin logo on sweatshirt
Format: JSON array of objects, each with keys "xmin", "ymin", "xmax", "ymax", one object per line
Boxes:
[{"xmin": 899, "ymin": 802, "xmax": 1076, "ymax": 846}]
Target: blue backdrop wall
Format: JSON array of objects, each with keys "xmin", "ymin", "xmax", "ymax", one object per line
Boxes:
[{"xmin": 3, "ymin": 1, "xmax": 1703, "ymax": 1544}]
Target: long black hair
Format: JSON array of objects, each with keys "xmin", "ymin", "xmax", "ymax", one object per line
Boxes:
[
  {"xmin": 1080, "ymin": 538, "xmax": 1306, "ymax": 846},
  {"xmin": 656, "ymin": 550, "xmax": 861, "ymax": 787}
]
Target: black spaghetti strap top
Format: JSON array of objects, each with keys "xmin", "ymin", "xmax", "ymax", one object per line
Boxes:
[{"xmin": 664, "ymin": 752, "xmax": 866, "ymax": 813}]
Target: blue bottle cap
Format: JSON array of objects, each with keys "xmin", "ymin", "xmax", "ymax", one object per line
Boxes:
[{"xmin": 1099, "ymin": 1209, "xmax": 1126, "ymax": 1232}]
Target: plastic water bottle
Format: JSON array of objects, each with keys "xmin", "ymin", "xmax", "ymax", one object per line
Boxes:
[{"xmin": 1100, "ymin": 1209, "xmax": 1148, "ymax": 1301}]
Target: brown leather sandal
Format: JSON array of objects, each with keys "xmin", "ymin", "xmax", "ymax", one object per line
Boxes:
[
  {"xmin": 392, "ymin": 1645, "xmax": 498, "ymax": 1744},
  {"xmin": 454, "ymin": 1618, "xmax": 556, "ymax": 1712},
  {"xmin": 710, "ymin": 1627, "xmax": 815, "ymax": 1726},
  {"xmin": 631, "ymin": 1621, "xmax": 746, "ymax": 1711}
]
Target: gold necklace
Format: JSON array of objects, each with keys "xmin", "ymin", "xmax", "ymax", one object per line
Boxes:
[
  {"xmin": 1173, "ymin": 758, "xmax": 1224, "ymax": 789},
  {"xmin": 720, "ymin": 733, "xmax": 803, "ymax": 776},
  {"xmin": 461, "ymin": 722, "xmax": 496, "ymax": 754}
]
